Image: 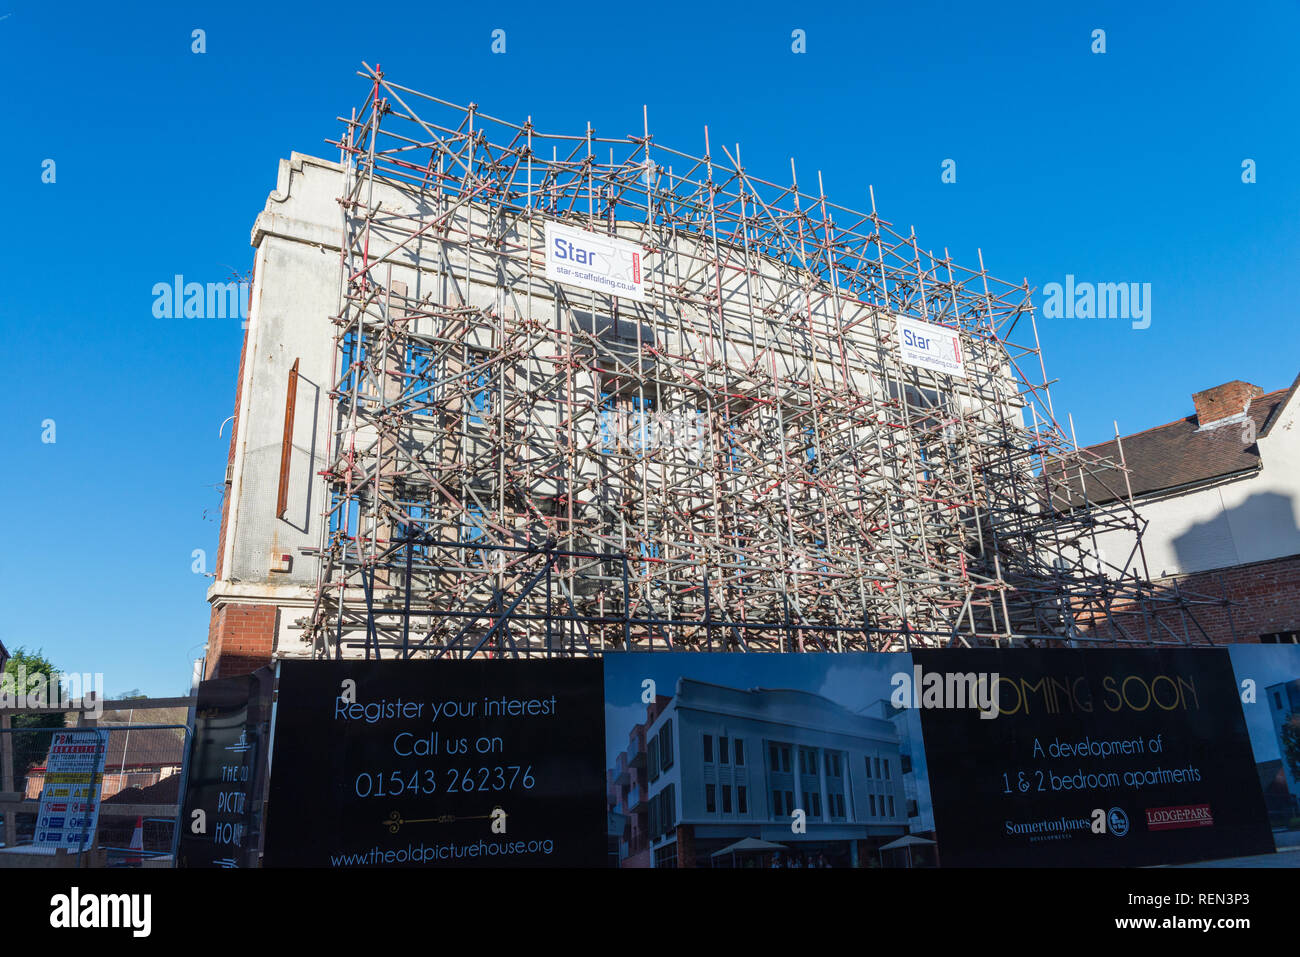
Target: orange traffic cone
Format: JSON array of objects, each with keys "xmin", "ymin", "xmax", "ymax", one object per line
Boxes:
[{"xmin": 127, "ymin": 815, "xmax": 143, "ymax": 865}]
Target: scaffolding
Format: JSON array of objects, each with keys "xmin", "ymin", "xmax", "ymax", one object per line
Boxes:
[{"xmin": 300, "ymin": 64, "xmax": 1229, "ymax": 659}]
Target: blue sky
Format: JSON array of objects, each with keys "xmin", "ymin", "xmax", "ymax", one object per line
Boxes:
[{"xmin": 1, "ymin": 2, "xmax": 1296, "ymax": 694}]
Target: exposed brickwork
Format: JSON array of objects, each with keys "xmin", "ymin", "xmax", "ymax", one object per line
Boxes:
[
  {"xmin": 1079, "ymin": 553, "xmax": 1300, "ymax": 645},
  {"xmin": 1192, "ymin": 380, "xmax": 1264, "ymax": 427},
  {"xmin": 675, "ymin": 823, "xmax": 697, "ymax": 869},
  {"xmin": 206, "ymin": 603, "xmax": 277, "ymax": 678}
]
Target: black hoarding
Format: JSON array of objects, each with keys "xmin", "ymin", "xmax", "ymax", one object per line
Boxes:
[
  {"xmin": 913, "ymin": 648, "xmax": 1274, "ymax": 866},
  {"xmin": 264, "ymin": 659, "xmax": 606, "ymax": 867},
  {"xmin": 178, "ymin": 667, "xmax": 274, "ymax": 868}
]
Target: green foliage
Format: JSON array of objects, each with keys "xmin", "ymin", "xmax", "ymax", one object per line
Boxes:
[
  {"xmin": 1282, "ymin": 713, "xmax": 1300, "ymax": 783},
  {"xmin": 2, "ymin": 647, "xmax": 66, "ymax": 790}
]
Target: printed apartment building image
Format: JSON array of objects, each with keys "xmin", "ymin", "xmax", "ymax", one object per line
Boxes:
[{"xmin": 605, "ymin": 655, "xmax": 937, "ymax": 868}]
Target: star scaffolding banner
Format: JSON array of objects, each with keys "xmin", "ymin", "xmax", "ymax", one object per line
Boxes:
[{"xmin": 544, "ymin": 220, "xmax": 646, "ymax": 301}]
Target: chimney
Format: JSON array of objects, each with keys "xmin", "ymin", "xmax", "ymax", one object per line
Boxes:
[{"xmin": 1191, "ymin": 380, "xmax": 1263, "ymax": 428}]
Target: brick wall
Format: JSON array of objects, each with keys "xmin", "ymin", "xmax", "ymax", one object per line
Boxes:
[
  {"xmin": 206, "ymin": 603, "xmax": 277, "ymax": 678},
  {"xmin": 1192, "ymin": 380, "xmax": 1264, "ymax": 427},
  {"xmin": 675, "ymin": 823, "xmax": 697, "ymax": 869},
  {"xmin": 1080, "ymin": 553, "xmax": 1300, "ymax": 645}
]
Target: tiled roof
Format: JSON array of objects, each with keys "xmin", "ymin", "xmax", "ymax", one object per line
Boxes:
[{"xmin": 1047, "ymin": 378, "xmax": 1296, "ymax": 507}]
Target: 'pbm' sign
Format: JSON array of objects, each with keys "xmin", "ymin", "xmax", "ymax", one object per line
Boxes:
[{"xmin": 544, "ymin": 221, "xmax": 645, "ymax": 301}]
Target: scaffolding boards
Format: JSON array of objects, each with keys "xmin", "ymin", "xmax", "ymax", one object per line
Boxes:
[{"xmin": 300, "ymin": 65, "xmax": 1229, "ymax": 660}]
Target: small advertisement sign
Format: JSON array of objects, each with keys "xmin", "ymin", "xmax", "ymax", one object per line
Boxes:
[
  {"xmin": 34, "ymin": 729, "xmax": 109, "ymax": 852},
  {"xmin": 544, "ymin": 221, "xmax": 645, "ymax": 301},
  {"xmin": 896, "ymin": 315, "xmax": 966, "ymax": 379}
]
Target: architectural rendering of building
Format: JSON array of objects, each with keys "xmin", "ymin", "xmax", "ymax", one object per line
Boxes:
[
  {"xmin": 1266, "ymin": 678, "xmax": 1300, "ymax": 815},
  {"xmin": 609, "ymin": 677, "xmax": 915, "ymax": 867}
]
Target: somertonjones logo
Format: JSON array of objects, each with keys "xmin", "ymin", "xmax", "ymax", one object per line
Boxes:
[
  {"xmin": 1005, "ymin": 814, "xmax": 1093, "ymax": 842},
  {"xmin": 890, "ymin": 665, "xmax": 1000, "ymax": 719},
  {"xmin": 49, "ymin": 887, "xmax": 151, "ymax": 937},
  {"xmin": 1005, "ymin": 807, "xmax": 1129, "ymax": 842}
]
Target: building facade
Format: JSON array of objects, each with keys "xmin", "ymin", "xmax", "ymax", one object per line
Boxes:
[{"xmin": 1077, "ymin": 376, "xmax": 1300, "ymax": 645}]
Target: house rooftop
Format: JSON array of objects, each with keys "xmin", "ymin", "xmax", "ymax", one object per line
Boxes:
[{"xmin": 1049, "ymin": 373, "xmax": 1298, "ymax": 507}]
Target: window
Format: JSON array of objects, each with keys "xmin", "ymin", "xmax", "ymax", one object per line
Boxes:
[
  {"xmin": 875, "ymin": 756, "xmax": 882, "ymax": 778},
  {"xmin": 772, "ymin": 790, "xmax": 784, "ymax": 816},
  {"xmin": 869, "ymin": 794, "xmax": 877, "ymax": 816},
  {"xmin": 827, "ymin": 753, "xmax": 840, "ymax": 777},
  {"xmin": 719, "ymin": 736, "xmax": 729, "ymax": 765},
  {"xmin": 883, "ymin": 758, "xmax": 891, "ymax": 780},
  {"xmin": 703, "ymin": 734, "xmax": 713, "ymax": 763},
  {"xmin": 802, "ymin": 749, "xmax": 818, "ymax": 775},
  {"xmin": 466, "ymin": 351, "xmax": 493, "ymax": 427},
  {"xmin": 770, "ymin": 743, "xmax": 791, "ymax": 773},
  {"xmin": 722, "ymin": 785, "xmax": 732, "ymax": 814},
  {"xmin": 1275, "ymin": 692, "xmax": 1284, "ymax": 710},
  {"xmin": 649, "ymin": 736, "xmax": 660, "ymax": 781},
  {"xmin": 737, "ymin": 786, "xmax": 748, "ymax": 814},
  {"xmin": 1261, "ymin": 631, "xmax": 1299, "ymax": 644},
  {"xmin": 659, "ymin": 784, "xmax": 676, "ymax": 834},
  {"xmin": 865, "ymin": 756, "xmax": 873, "ymax": 779},
  {"xmin": 785, "ymin": 790, "xmax": 794, "ymax": 813},
  {"xmin": 461, "ymin": 502, "xmax": 487, "ymax": 551},
  {"xmin": 734, "ymin": 738, "xmax": 744, "ymax": 766},
  {"xmin": 810, "ymin": 793, "xmax": 821, "ymax": 817},
  {"xmin": 832, "ymin": 794, "xmax": 845, "ymax": 817},
  {"xmin": 598, "ymin": 391, "xmax": 656, "ymax": 455},
  {"xmin": 705, "ymin": 784, "xmax": 716, "ymax": 813},
  {"xmin": 888, "ymin": 796, "xmax": 895, "ymax": 817},
  {"xmin": 660, "ymin": 720, "xmax": 674, "ymax": 771}
]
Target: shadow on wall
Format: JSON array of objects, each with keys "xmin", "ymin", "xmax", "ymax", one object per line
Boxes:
[
  {"xmin": 1170, "ymin": 490, "xmax": 1300, "ymax": 577},
  {"xmin": 280, "ymin": 370, "xmax": 320, "ymax": 535}
]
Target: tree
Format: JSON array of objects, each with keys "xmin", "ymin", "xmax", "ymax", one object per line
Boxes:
[
  {"xmin": 1282, "ymin": 713, "xmax": 1300, "ymax": 785},
  {"xmin": 2, "ymin": 647, "xmax": 65, "ymax": 793},
  {"xmin": 112, "ymin": 689, "xmax": 147, "ymax": 700}
]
